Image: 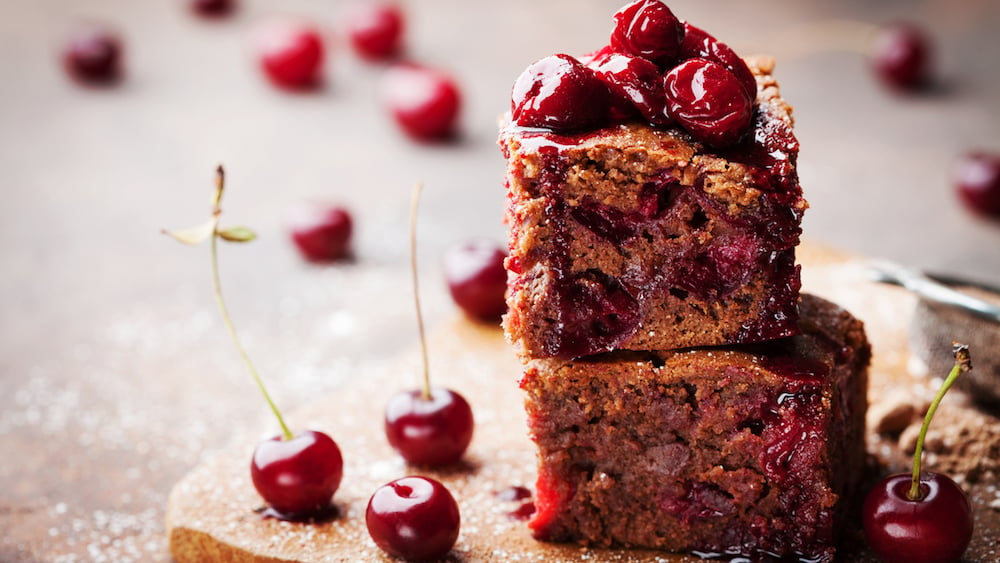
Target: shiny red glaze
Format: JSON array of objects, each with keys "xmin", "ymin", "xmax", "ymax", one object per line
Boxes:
[
  {"xmin": 511, "ymin": 54, "xmax": 611, "ymax": 132},
  {"xmin": 444, "ymin": 240, "xmax": 508, "ymax": 322},
  {"xmin": 955, "ymin": 152, "xmax": 1000, "ymax": 217},
  {"xmin": 678, "ymin": 22, "xmax": 756, "ymax": 100},
  {"xmin": 287, "ymin": 202, "xmax": 353, "ymax": 262},
  {"xmin": 257, "ymin": 23, "xmax": 324, "ymax": 90},
  {"xmin": 380, "ymin": 64, "xmax": 461, "ymax": 140},
  {"xmin": 872, "ymin": 23, "xmax": 931, "ymax": 90},
  {"xmin": 346, "ymin": 3, "xmax": 403, "ymax": 60},
  {"xmin": 384, "ymin": 387, "xmax": 474, "ymax": 466},
  {"xmin": 190, "ymin": 0, "xmax": 234, "ymax": 17},
  {"xmin": 862, "ymin": 472, "xmax": 973, "ymax": 563},
  {"xmin": 588, "ymin": 50, "xmax": 670, "ymax": 126},
  {"xmin": 62, "ymin": 25, "xmax": 122, "ymax": 85},
  {"xmin": 366, "ymin": 476, "xmax": 460, "ymax": 561},
  {"xmin": 609, "ymin": 0, "xmax": 684, "ymax": 68},
  {"xmin": 250, "ymin": 430, "xmax": 344, "ymax": 517},
  {"xmin": 664, "ymin": 58, "xmax": 753, "ymax": 148}
]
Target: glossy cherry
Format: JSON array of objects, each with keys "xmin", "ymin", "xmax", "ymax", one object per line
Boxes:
[
  {"xmin": 444, "ymin": 240, "xmax": 508, "ymax": 322},
  {"xmin": 190, "ymin": 0, "xmax": 235, "ymax": 17},
  {"xmin": 287, "ymin": 202, "xmax": 353, "ymax": 262},
  {"xmin": 609, "ymin": 0, "xmax": 684, "ymax": 68},
  {"xmin": 256, "ymin": 23, "xmax": 324, "ymax": 90},
  {"xmin": 588, "ymin": 50, "xmax": 670, "ymax": 126},
  {"xmin": 871, "ymin": 23, "xmax": 931, "ymax": 91},
  {"xmin": 251, "ymin": 430, "xmax": 344, "ymax": 517},
  {"xmin": 678, "ymin": 22, "xmax": 756, "ymax": 100},
  {"xmin": 366, "ymin": 476, "xmax": 460, "ymax": 561},
  {"xmin": 664, "ymin": 57, "xmax": 753, "ymax": 148},
  {"xmin": 345, "ymin": 2, "xmax": 404, "ymax": 60},
  {"xmin": 385, "ymin": 387, "xmax": 474, "ymax": 466},
  {"xmin": 380, "ymin": 64, "xmax": 461, "ymax": 141},
  {"xmin": 954, "ymin": 152, "xmax": 1000, "ymax": 218},
  {"xmin": 511, "ymin": 54, "xmax": 611, "ymax": 132},
  {"xmin": 62, "ymin": 24, "xmax": 122, "ymax": 85}
]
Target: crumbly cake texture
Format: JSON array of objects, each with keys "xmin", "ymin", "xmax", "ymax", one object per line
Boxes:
[
  {"xmin": 520, "ymin": 294, "xmax": 870, "ymax": 561},
  {"xmin": 501, "ymin": 56, "xmax": 807, "ymax": 359}
]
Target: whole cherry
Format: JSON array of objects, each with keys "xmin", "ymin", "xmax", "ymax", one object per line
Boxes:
[
  {"xmin": 62, "ymin": 24, "xmax": 122, "ymax": 85},
  {"xmin": 165, "ymin": 167, "xmax": 344, "ymax": 518},
  {"xmin": 443, "ymin": 240, "xmax": 508, "ymax": 322},
  {"xmin": 609, "ymin": 0, "xmax": 684, "ymax": 69},
  {"xmin": 256, "ymin": 22, "xmax": 325, "ymax": 90},
  {"xmin": 190, "ymin": 0, "xmax": 235, "ymax": 18},
  {"xmin": 664, "ymin": 57, "xmax": 753, "ymax": 148},
  {"xmin": 287, "ymin": 202, "xmax": 353, "ymax": 262},
  {"xmin": 345, "ymin": 2, "xmax": 404, "ymax": 60},
  {"xmin": 588, "ymin": 50, "xmax": 670, "ymax": 126},
  {"xmin": 678, "ymin": 22, "xmax": 757, "ymax": 100},
  {"xmin": 380, "ymin": 64, "xmax": 461, "ymax": 141},
  {"xmin": 862, "ymin": 344, "xmax": 974, "ymax": 563},
  {"xmin": 871, "ymin": 22, "xmax": 931, "ymax": 91},
  {"xmin": 366, "ymin": 476, "xmax": 460, "ymax": 561},
  {"xmin": 511, "ymin": 53, "xmax": 611, "ymax": 132},
  {"xmin": 954, "ymin": 152, "xmax": 1000, "ymax": 218}
]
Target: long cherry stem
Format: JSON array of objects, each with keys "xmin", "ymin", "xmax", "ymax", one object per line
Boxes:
[
  {"xmin": 409, "ymin": 182, "xmax": 432, "ymax": 401},
  {"xmin": 908, "ymin": 343, "xmax": 971, "ymax": 500},
  {"xmin": 210, "ymin": 166, "xmax": 294, "ymax": 441}
]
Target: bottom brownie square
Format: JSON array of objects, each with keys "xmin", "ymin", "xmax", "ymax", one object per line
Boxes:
[{"xmin": 520, "ymin": 294, "xmax": 870, "ymax": 562}]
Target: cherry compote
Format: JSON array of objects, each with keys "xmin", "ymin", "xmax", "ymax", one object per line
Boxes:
[
  {"xmin": 444, "ymin": 240, "xmax": 508, "ymax": 322},
  {"xmin": 609, "ymin": 0, "xmax": 684, "ymax": 68},
  {"xmin": 385, "ymin": 387, "xmax": 474, "ymax": 466},
  {"xmin": 366, "ymin": 476, "xmax": 460, "ymax": 561},
  {"xmin": 588, "ymin": 50, "xmax": 670, "ymax": 126},
  {"xmin": 511, "ymin": 54, "xmax": 611, "ymax": 132},
  {"xmin": 664, "ymin": 57, "xmax": 753, "ymax": 147},
  {"xmin": 678, "ymin": 22, "xmax": 756, "ymax": 100}
]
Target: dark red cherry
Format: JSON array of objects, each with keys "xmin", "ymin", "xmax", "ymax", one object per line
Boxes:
[
  {"xmin": 862, "ymin": 472, "xmax": 973, "ymax": 563},
  {"xmin": 62, "ymin": 24, "xmax": 122, "ymax": 85},
  {"xmin": 444, "ymin": 240, "xmax": 508, "ymax": 322},
  {"xmin": 366, "ymin": 476, "xmax": 460, "ymax": 561},
  {"xmin": 250, "ymin": 429, "xmax": 344, "ymax": 517},
  {"xmin": 511, "ymin": 54, "xmax": 611, "ymax": 132},
  {"xmin": 609, "ymin": 0, "xmax": 684, "ymax": 68},
  {"xmin": 345, "ymin": 2, "xmax": 404, "ymax": 60},
  {"xmin": 380, "ymin": 64, "xmax": 461, "ymax": 141},
  {"xmin": 287, "ymin": 202, "xmax": 353, "ymax": 262},
  {"xmin": 955, "ymin": 152, "xmax": 1000, "ymax": 217},
  {"xmin": 678, "ymin": 22, "xmax": 756, "ymax": 100},
  {"xmin": 385, "ymin": 387, "xmax": 474, "ymax": 467},
  {"xmin": 664, "ymin": 58, "xmax": 753, "ymax": 148},
  {"xmin": 589, "ymin": 50, "xmax": 670, "ymax": 126},
  {"xmin": 190, "ymin": 0, "xmax": 235, "ymax": 17},
  {"xmin": 871, "ymin": 23, "xmax": 931, "ymax": 90},
  {"xmin": 256, "ymin": 23, "xmax": 324, "ymax": 90}
]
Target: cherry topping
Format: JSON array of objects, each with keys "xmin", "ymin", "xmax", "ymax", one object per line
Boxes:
[
  {"xmin": 345, "ymin": 2, "xmax": 404, "ymax": 60},
  {"xmin": 663, "ymin": 58, "xmax": 753, "ymax": 148},
  {"xmin": 190, "ymin": 0, "xmax": 235, "ymax": 18},
  {"xmin": 444, "ymin": 240, "xmax": 508, "ymax": 322},
  {"xmin": 380, "ymin": 64, "xmax": 461, "ymax": 141},
  {"xmin": 251, "ymin": 430, "xmax": 344, "ymax": 517},
  {"xmin": 609, "ymin": 0, "xmax": 684, "ymax": 69},
  {"xmin": 678, "ymin": 22, "xmax": 756, "ymax": 100},
  {"xmin": 511, "ymin": 54, "xmax": 611, "ymax": 132},
  {"xmin": 62, "ymin": 24, "xmax": 122, "ymax": 85},
  {"xmin": 385, "ymin": 387, "xmax": 474, "ymax": 466},
  {"xmin": 954, "ymin": 152, "xmax": 1000, "ymax": 218},
  {"xmin": 862, "ymin": 344, "xmax": 974, "ymax": 563},
  {"xmin": 287, "ymin": 202, "xmax": 353, "ymax": 262},
  {"xmin": 588, "ymin": 50, "xmax": 670, "ymax": 126},
  {"xmin": 871, "ymin": 23, "xmax": 931, "ymax": 91},
  {"xmin": 366, "ymin": 476, "xmax": 460, "ymax": 561},
  {"xmin": 256, "ymin": 23, "xmax": 324, "ymax": 90}
]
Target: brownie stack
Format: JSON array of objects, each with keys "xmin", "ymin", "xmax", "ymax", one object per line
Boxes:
[{"xmin": 500, "ymin": 56, "xmax": 870, "ymax": 562}]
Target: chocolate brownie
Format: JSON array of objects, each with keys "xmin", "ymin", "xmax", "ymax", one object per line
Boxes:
[
  {"xmin": 501, "ymin": 57, "xmax": 807, "ymax": 359},
  {"xmin": 520, "ymin": 294, "xmax": 870, "ymax": 562}
]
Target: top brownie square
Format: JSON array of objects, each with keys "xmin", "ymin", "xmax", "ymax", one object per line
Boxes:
[{"xmin": 500, "ymin": 57, "xmax": 807, "ymax": 359}]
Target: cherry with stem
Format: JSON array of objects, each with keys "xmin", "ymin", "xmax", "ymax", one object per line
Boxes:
[
  {"xmin": 862, "ymin": 343, "xmax": 974, "ymax": 563},
  {"xmin": 165, "ymin": 166, "xmax": 343, "ymax": 518},
  {"xmin": 383, "ymin": 183, "xmax": 474, "ymax": 467}
]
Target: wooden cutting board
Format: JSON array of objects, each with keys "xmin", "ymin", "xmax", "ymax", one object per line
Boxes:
[{"xmin": 165, "ymin": 243, "xmax": 1000, "ymax": 562}]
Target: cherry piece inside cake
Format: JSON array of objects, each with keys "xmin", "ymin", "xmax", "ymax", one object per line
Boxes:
[
  {"xmin": 501, "ymin": 55, "xmax": 806, "ymax": 359},
  {"xmin": 520, "ymin": 294, "xmax": 869, "ymax": 561}
]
